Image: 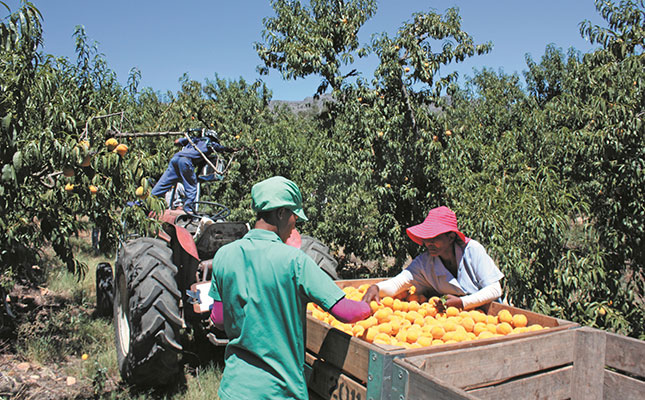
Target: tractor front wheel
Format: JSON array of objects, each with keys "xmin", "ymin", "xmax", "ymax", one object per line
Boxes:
[{"xmin": 114, "ymin": 237, "xmax": 183, "ymax": 386}]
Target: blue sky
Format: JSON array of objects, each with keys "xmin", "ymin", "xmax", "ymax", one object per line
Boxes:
[{"xmin": 3, "ymin": 1, "xmax": 606, "ymax": 101}]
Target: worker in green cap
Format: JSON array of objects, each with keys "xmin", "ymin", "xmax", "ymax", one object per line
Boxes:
[{"xmin": 208, "ymin": 176, "xmax": 371, "ymax": 400}]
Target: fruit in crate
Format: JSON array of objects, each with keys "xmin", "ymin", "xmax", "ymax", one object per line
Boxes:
[{"xmin": 307, "ymin": 284, "xmax": 547, "ymax": 349}]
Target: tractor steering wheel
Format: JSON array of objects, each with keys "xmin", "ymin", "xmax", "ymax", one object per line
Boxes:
[{"xmin": 190, "ymin": 201, "xmax": 231, "ymax": 221}]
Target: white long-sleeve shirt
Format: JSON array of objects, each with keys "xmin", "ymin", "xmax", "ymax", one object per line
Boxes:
[{"xmin": 376, "ymin": 240, "xmax": 504, "ymax": 309}]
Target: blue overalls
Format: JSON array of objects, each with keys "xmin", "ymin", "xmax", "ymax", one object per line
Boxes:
[{"xmin": 151, "ymin": 136, "xmax": 228, "ymax": 213}]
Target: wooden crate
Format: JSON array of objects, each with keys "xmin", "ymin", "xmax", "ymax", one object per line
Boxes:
[
  {"xmin": 391, "ymin": 326, "xmax": 645, "ymax": 400},
  {"xmin": 305, "ymin": 278, "xmax": 578, "ymax": 400}
]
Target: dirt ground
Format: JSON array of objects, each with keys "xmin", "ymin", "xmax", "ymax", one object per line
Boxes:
[
  {"xmin": 0, "ymin": 284, "xmax": 114, "ymax": 400},
  {"xmin": 0, "ymin": 352, "xmax": 91, "ymax": 400}
]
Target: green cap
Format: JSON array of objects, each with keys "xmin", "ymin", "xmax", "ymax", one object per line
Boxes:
[{"xmin": 251, "ymin": 176, "xmax": 308, "ymax": 221}]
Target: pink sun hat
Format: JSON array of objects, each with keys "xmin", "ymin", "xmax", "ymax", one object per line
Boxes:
[{"xmin": 406, "ymin": 206, "xmax": 467, "ymax": 245}]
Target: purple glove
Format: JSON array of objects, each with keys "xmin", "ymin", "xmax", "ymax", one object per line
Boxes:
[
  {"xmin": 210, "ymin": 301, "xmax": 224, "ymax": 330},
  {"xmin": 330, "ymin": 297, "xmax": 371, "ymax": 323}
]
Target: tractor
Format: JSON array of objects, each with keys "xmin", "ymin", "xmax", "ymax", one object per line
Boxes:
[{"xmin": 99, "ymin": 128, "xmax": 339, "ymax": 387}]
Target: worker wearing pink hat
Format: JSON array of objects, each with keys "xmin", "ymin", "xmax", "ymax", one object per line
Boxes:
[{"xmin": 363, "ymin": 206, "xmax": 504, "ymax": 310}]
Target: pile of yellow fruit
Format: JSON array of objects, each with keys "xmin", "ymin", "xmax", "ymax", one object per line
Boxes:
[{"xmin": 308, "ymin": 284, "xmax": 547, "ymax": 349}]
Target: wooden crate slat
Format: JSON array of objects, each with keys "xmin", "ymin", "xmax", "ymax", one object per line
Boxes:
[
  {"xmin": 604, "ymin": 330, "xmax": 645, "ymax": 378},
  {"xmin": 602, "ymin": 369, "xmax": 645, "ymax": 400},
  {"xmin": 392, "ymin": 327, "xmax": 645, "ymax": 400},
  {"xmin": 401, "ymin": 323, "xmax": 574, "ymax": 361},
  {"xmin": 306, "ymin": 352, "xmax": 367, "ymax": 400},
  {"xmin": 572, "ymin": 327, "xmax": 605, "ymax": 400},
  {"xmin": 306, "ymin": 316, "xmax": 372, "ymax": 381},
  {"xmin": 467, "ymin": 366, "xmax": 572, "ymax": 400},
  {"xmin": 486, "ymin": 302, "xmax": 566, "ymax": 328},
  {"xmin": 394, "ymin": 359, "xmax": 476, "ymax": 400},
  {"xmin": 335, "ymin": 278, "xmax": 385, "ymax": 289},
  {"xmin": 403, "ymin": 329, "xmax": 576, "ymax": 388}
]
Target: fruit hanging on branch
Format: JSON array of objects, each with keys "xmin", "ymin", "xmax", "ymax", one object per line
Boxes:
[
  {"xmin": 80, "ymin": 154, "xmax": 93, "ymax": 167},
  {"xmin": 62, "ymin": 167, "xmax": 75, "ymax": 177},
  {"xmin": 105, "ymin": 138, "xmax": 118, "ymax": 151},
  {"xmin": 114, "ymin": 144, "xmax": 128, "ymax": 156},
  {"xmin": 135, "ymin": 186, "xmax": 147, "ymax": 199}
]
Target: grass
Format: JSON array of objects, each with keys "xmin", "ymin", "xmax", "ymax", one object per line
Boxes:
[
  {"xmin": 181, "ymin": 365, "xmax": 223, "ymax": 400},
  {"xmin": 13, "ymin": 232, "xmax": 224, "ymax": 399}
]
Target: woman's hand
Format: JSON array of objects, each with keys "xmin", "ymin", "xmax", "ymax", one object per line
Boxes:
[
  {"xmin": 444, "ymin": 294, "xmax": 464, "ymax": 309},
  {"xmin": 361, "ymin": 284, "xmax": 380, "ymax": 304}
]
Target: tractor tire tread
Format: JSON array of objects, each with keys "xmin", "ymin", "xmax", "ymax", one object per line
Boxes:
[
  {"xmin": 300, "ymin": 235, "xmax": 339, "ymax": 280},
  {"xmin": 114, "ymin": 237, "xmax": 183, "ymax": 387}
]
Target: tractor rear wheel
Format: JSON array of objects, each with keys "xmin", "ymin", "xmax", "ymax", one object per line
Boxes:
[
  {"xmin": 300, "ymin": 235, "xmax": 339, "ymax": 280},
  {"xmin": 114, "ymin": 237, "xmax": 183, "ymax": 386}
]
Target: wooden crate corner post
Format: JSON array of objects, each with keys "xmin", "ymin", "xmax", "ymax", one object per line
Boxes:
[
  {"xmin": 365, "ymin": 348, "xmax": 400, "ymax": 400},
  {"xmin": 572, "ymin": 327, "xmax": 606, "ymax": 399}
]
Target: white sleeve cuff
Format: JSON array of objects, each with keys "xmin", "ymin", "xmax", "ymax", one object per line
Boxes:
[
  {"xmin": 376, "ymin": 270, "xmax": 414, "ymax": 298},
  {"xmin": 461, "ymin": 281, "xmax": 502, "ymax": 310}
]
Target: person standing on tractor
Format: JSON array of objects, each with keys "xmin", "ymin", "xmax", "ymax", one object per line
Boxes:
[
  {"xmin": 151, "ymin": 130, "xmax": 235, "ymax": 213},
  {"xmin": 208, "ymin": 176, "xmax": 371, "ymax": 400}
]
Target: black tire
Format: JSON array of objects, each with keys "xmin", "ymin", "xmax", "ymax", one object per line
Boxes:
[
  {"xmin": 114, "ymin": 237, "xmax": 183, "ymax": 387},
  {"xmin": 300, "ymin": 235, "xmax": 339, "ymax": 280},
  {"xmin": 95, "ymin": 262, "xmax": 114, "ymax": 317}
]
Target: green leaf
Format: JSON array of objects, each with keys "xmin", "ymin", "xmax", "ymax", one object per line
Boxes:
[
  {"xmin": 1, "ymin": 113, "xmax": 12, "ymax": 131},
  {"xmin": 1, "ymin": 164, "xmax": 16, "ymax": 183},
  {"xmin": 12, "ymin": 151, "xmax": 22, "ymax": 171}
]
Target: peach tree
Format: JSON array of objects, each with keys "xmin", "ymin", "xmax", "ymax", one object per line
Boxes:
[
  {"xmin": 0, "ymin": 4, "xmax": 163, "ymax": 292},
  {"xmin": 255, "ymin": 0, "xmax": 491, "ymax": 265}
]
